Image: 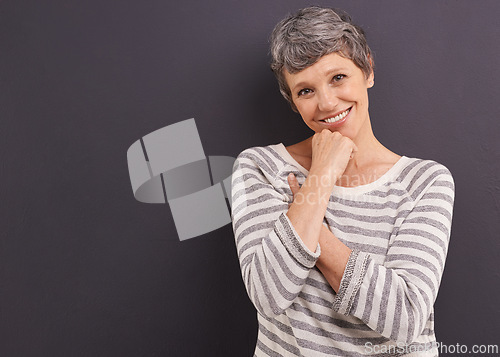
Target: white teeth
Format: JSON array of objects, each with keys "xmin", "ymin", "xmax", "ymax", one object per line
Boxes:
[{"xmin": 324, "ymin": 108, "xmax": 350, "ymax": 123}]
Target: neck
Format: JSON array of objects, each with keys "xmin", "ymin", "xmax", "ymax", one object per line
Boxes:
[{"xmin": 349, "ymin": 116, "xmax": 387, "ymax": 166}]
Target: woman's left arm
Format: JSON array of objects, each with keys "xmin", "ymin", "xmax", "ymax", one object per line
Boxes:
[{"xmin": 288, "ymin": 164, "xmax": 455, "ymax": 345}]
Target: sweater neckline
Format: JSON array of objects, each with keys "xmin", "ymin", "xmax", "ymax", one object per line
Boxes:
[{"xmin": 271, "ymin": 142, "xmax": 408, "ymax": 196}]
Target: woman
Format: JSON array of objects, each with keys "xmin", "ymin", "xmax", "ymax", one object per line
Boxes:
[{"xmin": 231, "ymin": 6, "xmax": 454, "ymax": 356}]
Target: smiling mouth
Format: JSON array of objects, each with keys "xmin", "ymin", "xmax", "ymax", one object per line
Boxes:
[{"xmin": 320, "ymin": 107, "xmax": 351, "ymax": 123}]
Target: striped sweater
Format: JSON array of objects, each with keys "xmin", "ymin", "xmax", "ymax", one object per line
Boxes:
[{"xmin": 230, "ymin": 143, "xmax": 455, "ymax": 357}]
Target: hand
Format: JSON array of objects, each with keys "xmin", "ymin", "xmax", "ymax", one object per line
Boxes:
[
  {"xmin": 287, "ymin": 172, "xmax": 301, "ymax": 208},
  {"xmin": 310, "ymin": 129, "xmax": 358, "ymax": 185}
]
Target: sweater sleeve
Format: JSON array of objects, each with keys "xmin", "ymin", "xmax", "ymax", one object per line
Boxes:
[
  {"xmin": 331, "ymin": 163, "xmax": 455, "ymax": 344},
  {"xmin": 231, "ymin": 148, "xmax": 321, "ymax": 317}
]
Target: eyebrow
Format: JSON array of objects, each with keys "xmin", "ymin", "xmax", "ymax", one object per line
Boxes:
[{"xmin": 290, "ymin": 67, "xmax": 350, "ymax": 93}]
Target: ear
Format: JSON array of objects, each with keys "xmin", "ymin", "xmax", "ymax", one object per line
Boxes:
[
  {"xmin": 367, "ymin": 71, "xmax": 374, "ymax": 88},
  {"xmin": 367, "ymin": 55, "xmax": 374, "ymax": 88}
]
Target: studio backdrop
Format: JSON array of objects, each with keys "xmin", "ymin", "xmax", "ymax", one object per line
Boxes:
[{"xmin": 1, "ymin": 0, "xmax": 499, "ymax": 356}]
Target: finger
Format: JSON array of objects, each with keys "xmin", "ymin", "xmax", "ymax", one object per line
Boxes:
[{"xmin": 287, "ymin": 173, "xmax": 301, "ymax": 197}]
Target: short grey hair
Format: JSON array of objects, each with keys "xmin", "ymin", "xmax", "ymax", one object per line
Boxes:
[{"xmin": 269, "ymin": 6, "xmax": 374, "ymax": 111}]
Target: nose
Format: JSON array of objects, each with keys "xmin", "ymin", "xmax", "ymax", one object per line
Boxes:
[{"xmin": 317, "ymin": 87, "xmax": 338, "ymax": 112}]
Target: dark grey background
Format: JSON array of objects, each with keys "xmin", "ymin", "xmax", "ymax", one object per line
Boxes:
[{"xmin": 1, "ymin": 0, "xmax": 499, "ymax": 356}]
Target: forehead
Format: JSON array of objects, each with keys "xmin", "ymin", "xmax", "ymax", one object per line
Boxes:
[{"xmin": 284, "ymin": 52, "xmax": 360, "ymax": 88}]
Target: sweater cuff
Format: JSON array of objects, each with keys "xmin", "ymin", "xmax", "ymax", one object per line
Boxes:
[
  {"xmin": 274, "ymin": 212, "xmax": 321, "ymax": 268},
  {"xmin": 332, "ymin": 249, "xmax": 370, "ymax": 315}
]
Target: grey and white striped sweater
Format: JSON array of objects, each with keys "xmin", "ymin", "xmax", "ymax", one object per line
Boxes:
[{"xmin": 230, "ymin": 143, "xmax": 455, "ymax": 357}]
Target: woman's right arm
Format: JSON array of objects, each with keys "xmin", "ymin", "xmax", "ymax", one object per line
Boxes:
[{"xmin": 231, "ymin": 130, "xmax": 355, "ymax": 317}]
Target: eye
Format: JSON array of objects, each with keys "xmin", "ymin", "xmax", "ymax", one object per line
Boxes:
[
  {"xmin": 332, "ymin": 74, "xmax": 346, "ymax": 82},
  {"xmin": 297, "ymin": 88, "xmax": 313, "ymax": 97}
]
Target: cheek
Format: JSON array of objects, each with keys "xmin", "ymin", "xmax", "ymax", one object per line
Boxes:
[
  {"xmin": 338, "ymin": 85, "xmax": 357, "ymax": 99},
  {"xmin": 342, "ymin": 84, "xmax": 368, "ymax": 104},
  {"xmin": 296, "ymin": 101, "xmax": 316, "ymax": 118}
]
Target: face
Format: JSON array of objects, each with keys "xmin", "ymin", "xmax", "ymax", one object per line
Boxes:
[{"xmin": 284, "ymin": 52, "xmax": 374, "ymax": 142}]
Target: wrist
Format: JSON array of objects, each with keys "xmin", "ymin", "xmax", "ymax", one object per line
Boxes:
[{"xmin": 308, "ymin": 166, "xmax": 339, "ymax": 188}]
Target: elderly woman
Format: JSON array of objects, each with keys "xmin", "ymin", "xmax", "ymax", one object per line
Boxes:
[{"xmin": 231, "ymin": 6, "xmax": 454, "ymax": 357}]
